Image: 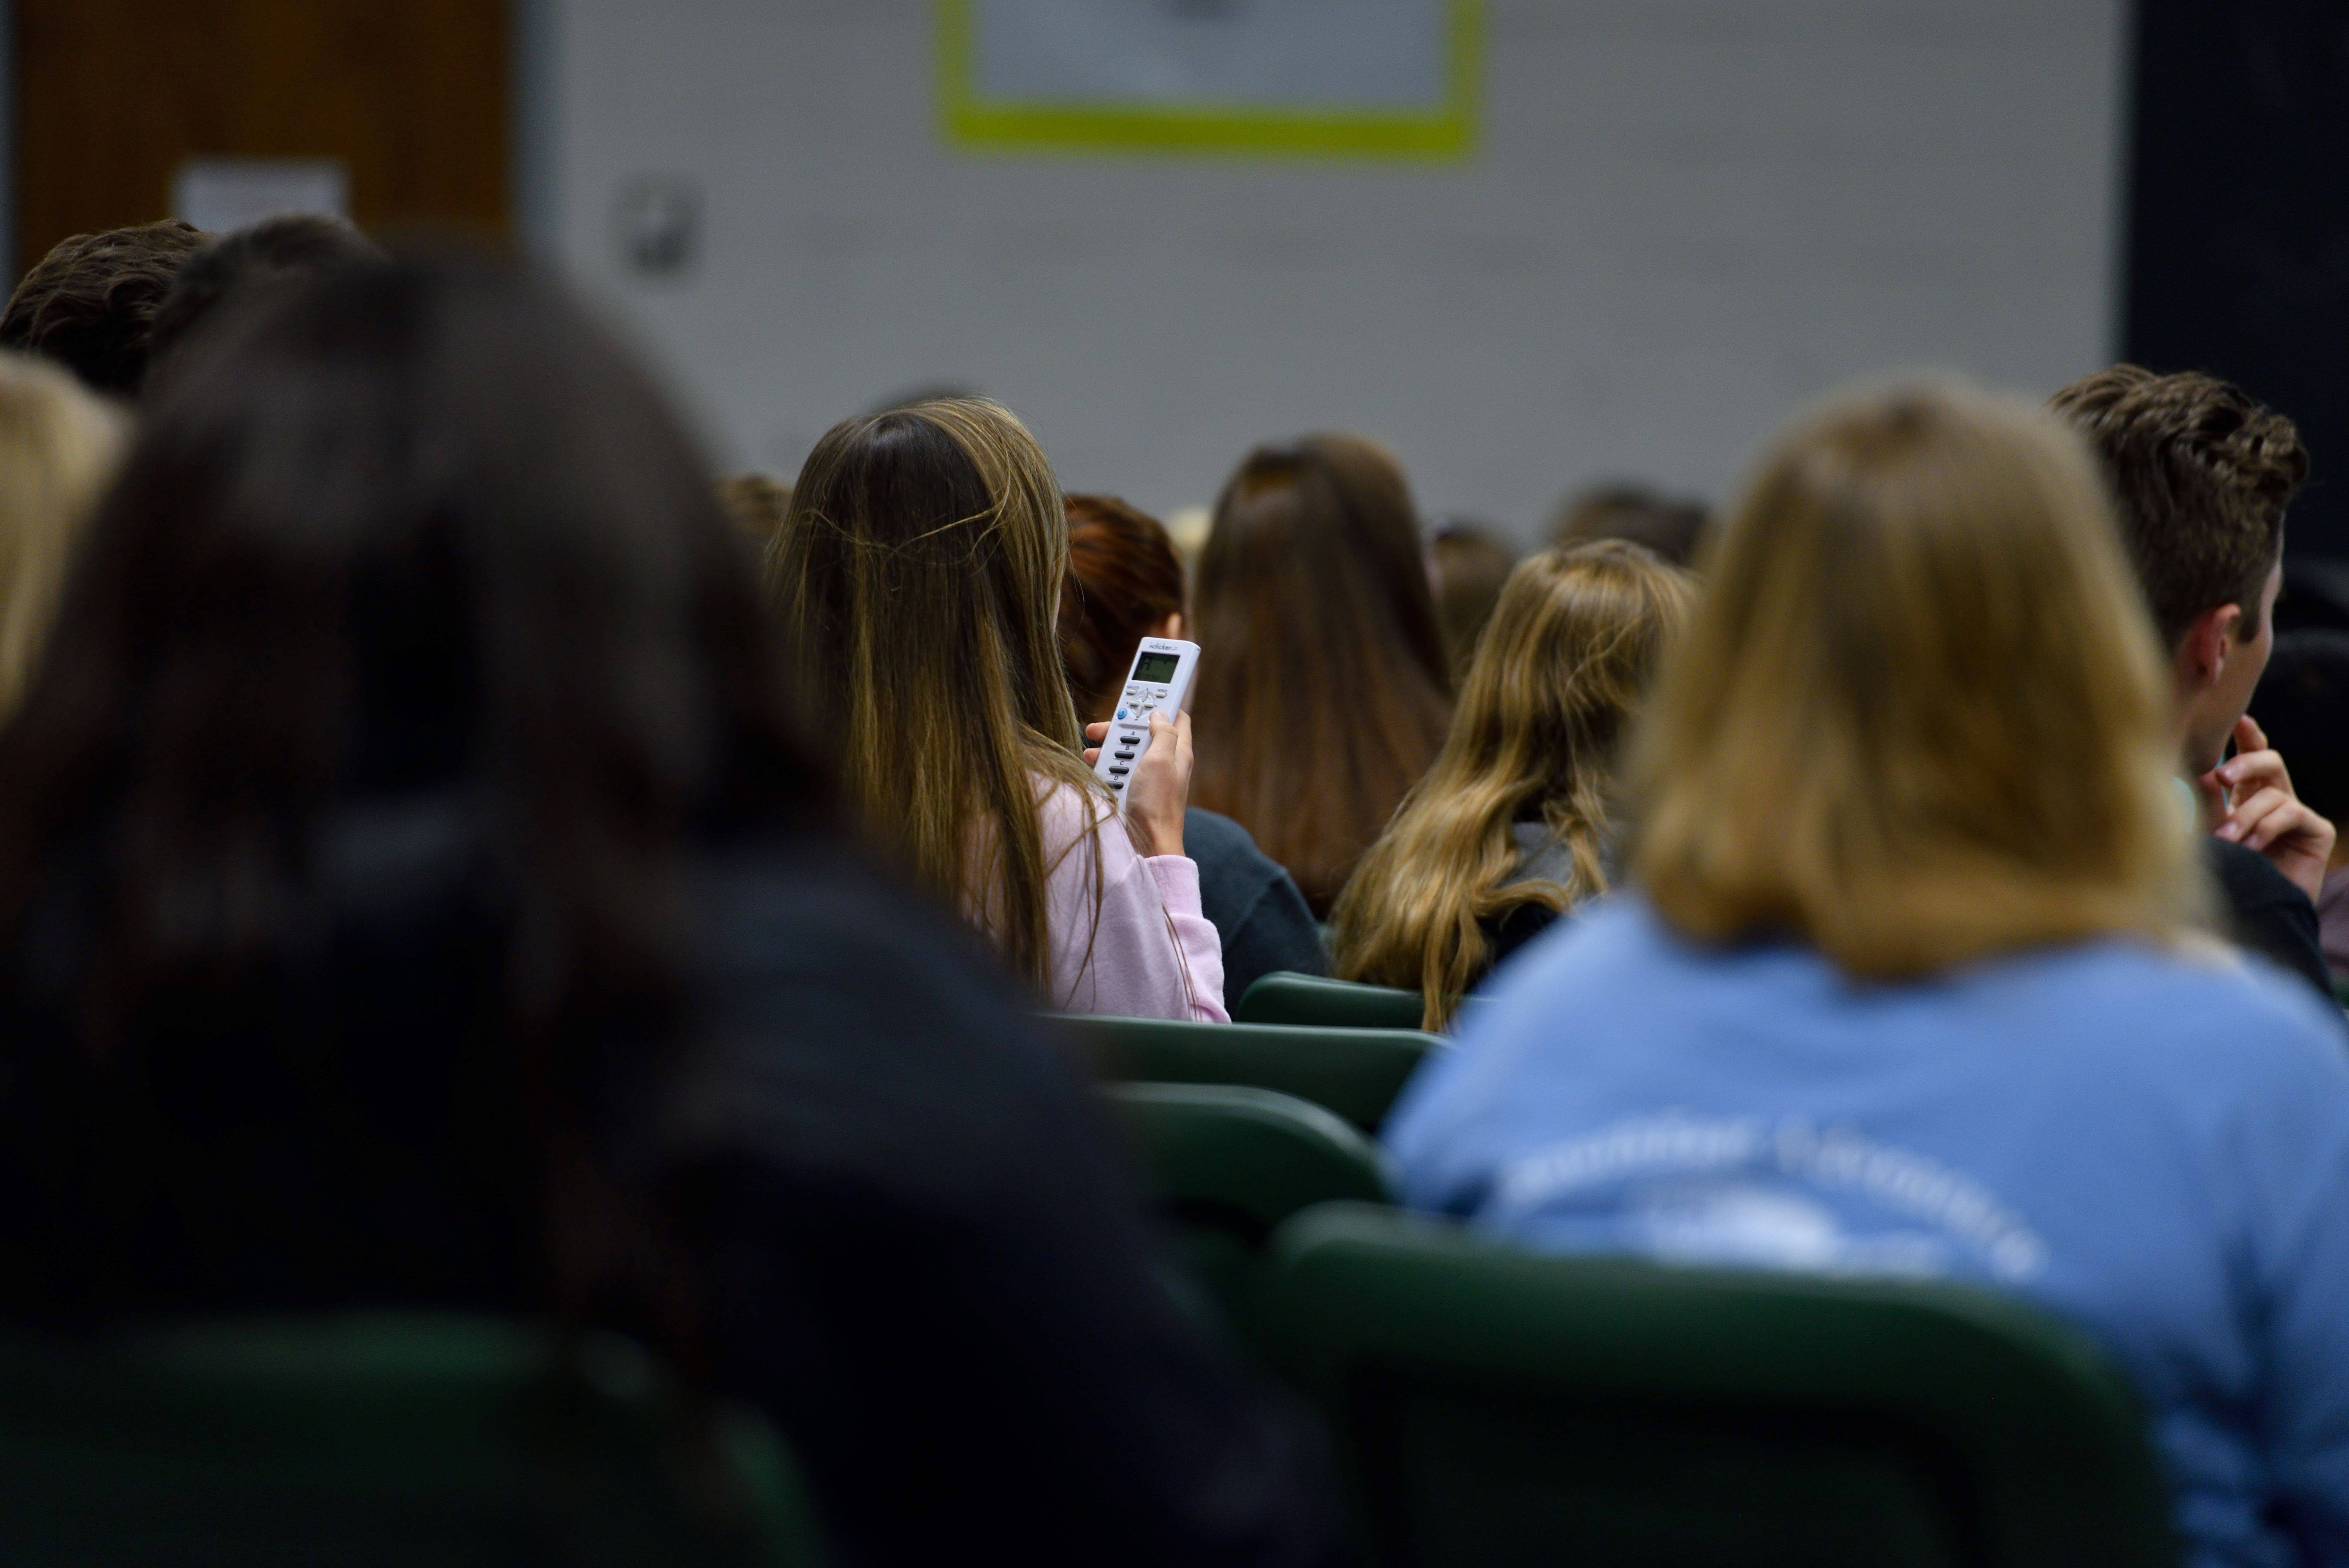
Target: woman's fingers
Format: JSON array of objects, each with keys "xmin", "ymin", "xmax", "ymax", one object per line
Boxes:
[{"xmin": 1119, "ymin": 711, "xmax": 1192, "ymax": 857}]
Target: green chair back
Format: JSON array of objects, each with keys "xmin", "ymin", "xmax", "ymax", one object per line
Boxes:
[
  {"xmin": 1259, "ymin": 1204, "xmax": 2176, "ymax": 1568},
  {"xmin": 1060, "ymin": 1013, "xmax": 1446, "ymax": 1133},
  {"xmin": 0, "ymin": 1313, "xmax": 827, "ymax": 1567},
  {"xmin": 1236, "ymin": 971, "xmax": 1428, "ymax": 1031},
  {"xmin": 1105, "ymin": 1082, "xmax": 1392, "ymax": 1319}
]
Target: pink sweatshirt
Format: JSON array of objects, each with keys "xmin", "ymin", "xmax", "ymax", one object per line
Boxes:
[{"xmin": 1032, "ymin": 779, "xmax": 1227, "ymax": 1023}]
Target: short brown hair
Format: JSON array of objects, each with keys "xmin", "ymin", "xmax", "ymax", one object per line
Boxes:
[
  {"xmin": 0, "ymin": 221, "xmax": 207, "ymax": 396},
  {"xmin": 2048, "ymin": 364, "xmax": 2306, "ymax": 649},
  {"xmin": 1058, "ymin": 494, "xmax": 1185, "ymax": 725}
]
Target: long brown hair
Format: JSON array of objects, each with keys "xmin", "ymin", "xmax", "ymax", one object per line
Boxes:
[
  {"xmin": 1331, "ymin": 542, "xmax": 1693, "ymax": 1026},
  {"xmin": 1633, "ymin": 381, "xmax": 2195, "ymax": 977},
  {"xmin": 1058, "ymin": 493, "xmax": 1185, "ymax": 725},
  {"xmin": 1190, "ymin": 434, "xmax": 1452, "ymax": 913},
  {"xmin": 0, "ymin": 256, "xmax": 827, "ymax": 1329},
  {"xmin": 771, "ymin": 399, "xmax": 1097, "ymax": 991}
]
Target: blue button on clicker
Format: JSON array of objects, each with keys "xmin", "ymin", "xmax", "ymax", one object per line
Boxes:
[{"xmin": 1116, "ymin": 708, "xmax": 1128, "ymax": 718}]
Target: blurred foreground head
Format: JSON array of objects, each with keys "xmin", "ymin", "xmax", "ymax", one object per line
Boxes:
[
  {"xmin": 0, "ymin": 251, "xmax": 822, "ymax": 1032},
  {"xmin": 1631, "ymin": 381, "xmax": 2194, "ymax": 978},
  {"xmin": 0, "ymin": 220, "xmax": 207, "ymax": 396},
  {"xmin": 146, "ymin": 214, "xmax": 385, "ymax": 378},
  {"xmin": 1192, "ymin": 433, "xmax": 1452, "ymax": 914}
]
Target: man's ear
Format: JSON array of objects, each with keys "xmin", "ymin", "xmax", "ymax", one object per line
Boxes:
[{"xmin": 2177, "ymin": 602, "xmax": 2246, "ymax": 690}]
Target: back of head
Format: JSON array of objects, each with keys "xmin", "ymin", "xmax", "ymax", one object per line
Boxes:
[
  {"xmin": 0, "ymin": 251, "xmax": 820, "ymax": 1316},
  {"xmin": 1334, "ymin": 539, "xmax": 1694, "ymax": 1023},
  {"xmin": 717, "ymin": 471, "xmax": 793, "ymax": 550},
  {"xmin": 1428, "ymin": 521, "xmax": 1518, "ymax": 680},
  {"xmin": 2251, "ymin": 630, "xmax": 2349, "ymax": 835},
  {"xmin": 2048, "ymin": 364, "xmax": 2306, "ymax": 650},
  {"xmin": 1192, "ymin": 433, "xmax": 1453, "ymax": 912},
  {"xmin": 0, "ymin": 353, "xmax": 127, "ymax": 718},
  {"xmin": 772, "ymin": 397, "xmax": 1085, "ymax": 987},
  {"xmin": 1059, "ymin": 493, "xmax": 1185, "ymax": 725},
  {"xmin": 0, "ymin": 220, "xmax": 207, "ymax": 396},
  {"xmin": 1633, "ymin": 380, "xmax": 2191, "ymax": 978},
  {"xmin": 1550, "ymin": 483, "xmax": 1712, "ymax": 567},
  {"xmin": 146, "ymin": 214, "xmax": 384, "ymax": 378}
]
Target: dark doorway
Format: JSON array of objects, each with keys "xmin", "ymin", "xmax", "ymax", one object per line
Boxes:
[
  {"xmin": 14, "ymin": 0, "xmax": 510, "ymax": 282},
  {"xmin": 2123, "ymin": 0, "xmax": 2349, "ymax": 566}
]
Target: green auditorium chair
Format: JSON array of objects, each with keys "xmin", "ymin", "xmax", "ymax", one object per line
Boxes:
[
  {"xmin": 1104, "ymin": 1082, "xmax": 1393, "ymax": 1319},
  {"xmin": 1258, "ymin": 1204, "xmax": 2176, "ymax": 1568},
  {"xmin": 1058, "ymin": 1013, "xmax": 1447, "ymax": 1133},
  {"xmin": 0, "ymin": 1313, "xmax": 828, "ymax": 1567},
  {"xmin": 1235, "ymin": 970, "xmax": 1429, "ymax": 1031}
]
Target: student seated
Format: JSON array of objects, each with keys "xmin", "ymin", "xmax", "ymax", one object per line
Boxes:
[
  {"xmin": 1385, "ymin": 383, "xmax": 2349, "ymax": 1565},
  {"xmin": 0, "ymin": 257, "xmax": 1331, "ymax": 1566},
  {"xmin": 1330, "ymin": 541, "xmax": 1691, "ymax": 1027},
  {"xmin": 1426, "ymin": 520, "xmax": 1518, "ymax": 681},
  {"xmin": 2051, "ymin": 365, "xmax": 2335, "ymax": 996},
  {"xmin": 2251, "ymin": 629, "xmax": 2349, "ymax": 978},
  {"xmin": 0, "ymin": 219, "xmax": 206, "ymax": 395},
  {"xmin": 1056, "ymin": 491, "xmax": 1326, "ymax": 1000},
  {"xmin": 0, "ymin": 352, "xmax": 125, "ymax": 717},
  {"xmin": 770, "ymin": 403, "xmax": 1226, "ymax": 1020},
  {"xmin": 1190, "ymin": 435, "xmax": 1453, "ymax": 916}
]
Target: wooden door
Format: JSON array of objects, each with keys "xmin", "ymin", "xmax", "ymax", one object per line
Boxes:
[{"xmin": 15, "ymin": 0, "xmax": 508, "ymax": 278}]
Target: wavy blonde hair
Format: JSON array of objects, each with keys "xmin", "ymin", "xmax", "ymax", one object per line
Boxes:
[
  {"xmin": 1632, "ymin": 380, "xmax": 2196, "ymax": 977},
  {"xmin": 769, "ymin": 399, "xmax": 1100, "ymax": 992},
  {"xmin": 1332, "ymin": 541, "xmax": 1693, "ymax": 1026},
  {"xmin": 0, "ymin": 352, "xmax": 125, "ymax": 719}
]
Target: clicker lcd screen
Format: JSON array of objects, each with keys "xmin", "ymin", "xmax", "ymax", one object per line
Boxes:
[{"xmin": 1133, "ymin": 651, "xmax": 1182, "ymax": 683}]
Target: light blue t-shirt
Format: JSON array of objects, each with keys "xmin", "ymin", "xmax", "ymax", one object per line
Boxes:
[{"xmin": 1386, "ymin": 895, "xmax": 2349, "ymax": 1567}]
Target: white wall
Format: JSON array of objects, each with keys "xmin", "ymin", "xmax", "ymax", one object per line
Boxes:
[{"xmin": 540, "ymin": 0, "xmax": 2128, "ymax": 541}]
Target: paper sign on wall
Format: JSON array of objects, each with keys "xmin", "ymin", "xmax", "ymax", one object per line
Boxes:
[
  {"xmin": 941, "ymin": 0, "xmax": 1479, "ymax": 157},
  {"xmin": 172, "ymin": 159, "xmax": 348, "ymax": 235}
]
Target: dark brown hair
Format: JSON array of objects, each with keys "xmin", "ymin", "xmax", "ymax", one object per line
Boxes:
[
  {"xmin": 0, "ymin": 255, "xmax": 826, "ymax": 1329},
  {"xmin": 1549, "ymin": 482, "xmax": 1711, "ymax": 566},
  {"xmin": 1429, "ymin": 521, "xmax": 1518, "ymax": 680},
  {"xmin": 0, "ymin": 220, "xmax": 207, "ymax": 396},
  {"xmin": 2048, "ymin": 364, "xmax": 2307, "ymax": 649},
  {"xmin": 1059, "ymin": 494, "xmax": 1185, "ymax": 725},
  {"xmin": 146, "ymin": 214, "xmax": 383, "ymax": 377},
  {"xmin": 1191, "ymin": 434, "xmax": 1452, "ymax": 914}
]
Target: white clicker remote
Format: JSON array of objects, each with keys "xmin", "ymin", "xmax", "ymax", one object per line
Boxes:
[{"xmin": 1094, "ymin": 637, "xmax": 1199, "ymax": 807}]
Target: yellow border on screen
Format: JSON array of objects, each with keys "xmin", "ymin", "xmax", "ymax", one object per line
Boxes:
[{"xmin": 938, "ymin": 0, "xmax": 1481, "ymax": 159}]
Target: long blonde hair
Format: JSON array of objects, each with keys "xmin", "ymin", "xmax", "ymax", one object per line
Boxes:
[
  {"xmin": 770, "ymin": 399, "xmax": 1098, "ymax": 990},
  {"xmin": 1633, "ymin": 380, "xmax": 2195, "ymax": 978},
  {"xmin": 1332, "ymin": 542, "xmax": 1693, "ymax": 1026},
  {"xmin": 0, "ymin": 352, "xmax": 125, "ymax": 719}
]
